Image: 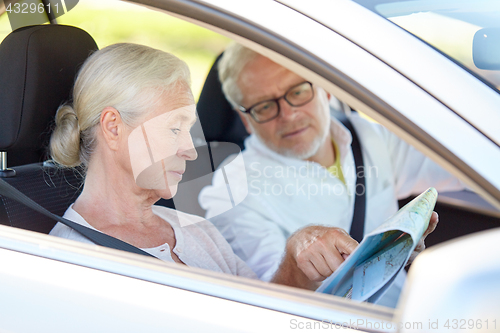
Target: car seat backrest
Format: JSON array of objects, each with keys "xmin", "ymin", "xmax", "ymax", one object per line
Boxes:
[
  {"xmin": 172, "ymin": 141, "xmax": 242, "ymax": 217},
  {"xmin": 197, "ymin": 53, "xmax": 249, "ymax": 150},
  {"xmin": 0, "ymin": 25, "xmax": 97, "ymax": 233},
  {"xmin": 0, "ymin": 164, "xmax": 84, "ymax": 233},
  {"xmin": 0, "ymin": 24, "xmax": 98, "ymax": 167}
]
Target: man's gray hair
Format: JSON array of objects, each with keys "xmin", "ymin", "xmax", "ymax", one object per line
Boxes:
[{"xmin": 218, "ymin": 43, "xmax": 258, "ymax": 109}]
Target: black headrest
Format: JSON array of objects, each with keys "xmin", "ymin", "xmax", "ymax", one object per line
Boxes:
[
  {"xmin": 0, "ymin": 25, "xmax": 98, "ymax": 166},
  {"xmin": 197, "ymin": 54, "xmax": 249, "ymax": 150}
]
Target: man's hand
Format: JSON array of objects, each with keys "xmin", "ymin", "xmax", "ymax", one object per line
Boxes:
[
  {"xmin": 407, "ymin": 211, "xmax": 439, "ymax": 266},
  {"xmin": 272, "ymin": 226, "xmax": 358, "ymax": 290}
]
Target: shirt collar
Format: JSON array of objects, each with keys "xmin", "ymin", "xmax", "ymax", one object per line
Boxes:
[{"xmin": 330, "ymin": 116, "xmax": 353, "ymax": 165}]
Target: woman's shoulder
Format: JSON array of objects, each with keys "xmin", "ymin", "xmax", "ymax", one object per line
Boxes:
[
  {"xmin": 49, "ymin": 221, "xmax": 73, "ymax": 238},
  {"xmin": 49, "ymin": 204, "xmax": 97, "ymax": 245}
]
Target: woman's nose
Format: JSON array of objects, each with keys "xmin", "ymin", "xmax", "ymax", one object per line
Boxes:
[{"xmin": 178, "ymin": 133, "xmax": 198, "ymax": 161}]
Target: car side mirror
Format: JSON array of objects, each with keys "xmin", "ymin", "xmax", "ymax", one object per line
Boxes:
[{"xmin": 473, "ymin": 28, "xmax": 500, "ymax": 70}]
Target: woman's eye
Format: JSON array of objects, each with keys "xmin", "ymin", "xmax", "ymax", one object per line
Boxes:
[{"xmin": 171, "ymin": 128, "xmax": 180, "ymax": 135}]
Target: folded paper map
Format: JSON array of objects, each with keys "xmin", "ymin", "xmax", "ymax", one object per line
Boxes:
[{"xmin": 317, "ymin": 187, "xmax": 437, "ymax": 303}]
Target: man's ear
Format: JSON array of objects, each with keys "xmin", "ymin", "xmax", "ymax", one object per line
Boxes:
[
  {"xmin": 318, "ymin": 86, "xmax": 331, "ymax": 101},
  {"xmin": 236, "ymin": 111, "xmax": 253, "ymax": 134},
  {"xmin": 100, "ymin": 107, "xmax": 122, "ymax": 151}
]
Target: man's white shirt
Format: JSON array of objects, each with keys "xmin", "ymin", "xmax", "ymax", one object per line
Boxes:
[{"xmin": 199, "ymin": 113, "xmax": 464, "ymax": 307}]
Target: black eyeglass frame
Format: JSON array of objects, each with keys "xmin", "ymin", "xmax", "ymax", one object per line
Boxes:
[{"xmin": 237, "ymin": 81, "xmax": 314, "ymax": 124}]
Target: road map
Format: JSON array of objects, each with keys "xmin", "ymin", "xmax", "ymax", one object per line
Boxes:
[{"xmin": 317, "ymin": 187, "xmax": 437, "ymax": 303}]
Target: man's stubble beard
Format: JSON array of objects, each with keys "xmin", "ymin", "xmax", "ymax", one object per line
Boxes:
[{"xmin": 250, "ymin": 119, "xmax": 330, "ymax": 161}]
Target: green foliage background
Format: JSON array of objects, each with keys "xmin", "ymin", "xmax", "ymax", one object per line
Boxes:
[{"xmin": 0, "ymin": 0, "xmax": 231, "ymax": 99}]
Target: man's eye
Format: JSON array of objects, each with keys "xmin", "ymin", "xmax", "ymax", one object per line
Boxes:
[
  {"xmin": 171, "ymin": 128, "xmax": 180, "ymax": 135},
  {"xmin": 255, "ymin": 102, "xmax": 275, "ymax": 114}
]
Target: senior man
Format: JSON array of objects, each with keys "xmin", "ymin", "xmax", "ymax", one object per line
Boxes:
[{"xmin": 199, "ymin": 44, "xmax": 463, "ymax": 306}]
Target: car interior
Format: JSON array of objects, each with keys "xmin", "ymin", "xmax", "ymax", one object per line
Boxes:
[
  {"xmin": 0, "ymin": 24, "xmax": 96, "ymax": 233},
  {"xmin": 0, "ymin": 22, "xmax": 247, "ymax": 238},
  {"xmin": 0, "ymin": 18, "xmax": 499, "ymax": 264}
]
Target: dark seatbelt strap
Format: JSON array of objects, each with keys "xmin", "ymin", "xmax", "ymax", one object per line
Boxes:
[
  {"xmin": 0, "ymin": 177, "xmax": 156, "ymax": 258},
  {"xmin": 335, "ymin": 111, "xmax": 366, "ymax": 243}
]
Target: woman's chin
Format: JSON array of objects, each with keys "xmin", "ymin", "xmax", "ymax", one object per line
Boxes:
[{"xmin": 156, "ymin": 186, "xmax": 178, "ymax": 200}]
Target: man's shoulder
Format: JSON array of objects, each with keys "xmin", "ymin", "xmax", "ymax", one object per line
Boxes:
[
  {"xmin": 221, "ymin": 136, "xmax": 287, "ymax": 175},
  {"xmin": 348, "ymin": 113, "xmax": 385, "ymax": 132},
  {"xmin": 241, "ymin": 135, "xmax": 274, "ymax": 160},
  {"xmin": 347, "ymin": 113, "xmax": 397, "ymax": 145}
]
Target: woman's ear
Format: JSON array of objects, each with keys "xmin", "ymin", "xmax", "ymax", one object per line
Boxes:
[{"xmin": 100, "ymin": 107, "xmax": 123, "ymax": 150}]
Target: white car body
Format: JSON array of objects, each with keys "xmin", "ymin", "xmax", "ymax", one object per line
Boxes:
[{"xmin": 0, "ymin": 0, "xmax": 499, "ymax": 332}]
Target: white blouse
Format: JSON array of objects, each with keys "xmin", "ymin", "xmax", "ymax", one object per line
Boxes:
[{"xmin": 50, "ymin": 204, "xmax": 257, "ymax": 279}]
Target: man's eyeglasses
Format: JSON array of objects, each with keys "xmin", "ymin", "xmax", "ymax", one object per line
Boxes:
[{"xmin": 238, "ymin": 81, "xmax": 314, "ymax": 124}]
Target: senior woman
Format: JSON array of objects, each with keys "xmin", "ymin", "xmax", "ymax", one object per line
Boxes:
[{"xmin": 49, "ymin": 43, "xmax": 358, "ymax": 289}]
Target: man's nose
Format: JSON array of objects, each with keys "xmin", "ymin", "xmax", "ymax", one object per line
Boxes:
[
  {"xmin": 177, "ymin": 133, "xmax": 198, "ymax": 161},
  {"xmin": 278, "ymin": 98, "xmax": 298, "ymax": 120}
]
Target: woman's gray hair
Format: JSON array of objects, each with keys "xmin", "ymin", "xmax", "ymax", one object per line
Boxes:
[
  {"xmin": 50, "ymin": 43, "xmax": 191, "ymax": 169},
  {"xmin": 217, "ymin": 43, "xmax": 258, "ymax": 109}
]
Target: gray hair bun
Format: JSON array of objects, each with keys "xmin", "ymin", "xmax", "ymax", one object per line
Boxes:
[{"xmin": 50, "ymin": 104, "xmax": 82, "ymax": 167}]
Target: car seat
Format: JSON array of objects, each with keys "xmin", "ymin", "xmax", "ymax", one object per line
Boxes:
[
  {"xmin": 0, "ymin": 24, "xmax": 98, "ymax": 233},
  {"xmin": 196, "ymin": 53, "xmax": 248, "ymax": 150}
]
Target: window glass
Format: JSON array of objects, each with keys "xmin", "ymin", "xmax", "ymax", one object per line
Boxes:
[
  {"xmin": 354, "ymin": 0, "xmax": 500, "ymax": 92},
  {"xmin": 0, "ymin": 0, "xmax": 230, "ymax": 99}
]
